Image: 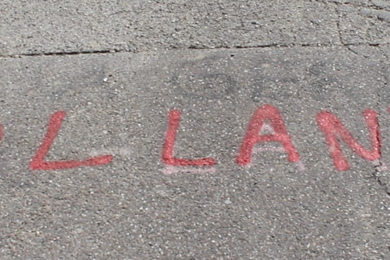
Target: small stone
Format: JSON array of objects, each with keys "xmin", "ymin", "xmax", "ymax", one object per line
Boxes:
[{"xmin": 378, "ymin": 11, "xmax": 390, "ymax": 22}]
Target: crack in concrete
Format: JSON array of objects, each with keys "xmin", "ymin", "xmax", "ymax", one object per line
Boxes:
[
  {"xmin": 330, "ymin": 0, "xmax": 390, "ymax": 51},
  {"xmin": 332, "ymin": 1, "xmax": 364, "ymax": 56},
  {"xmin": 324, "ymin": 0, "xmax": 389, "ymax": 11}
]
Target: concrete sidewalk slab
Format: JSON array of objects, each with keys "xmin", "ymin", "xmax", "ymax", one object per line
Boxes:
[
  {"xmin": 1, "ymin": 0, "xmax": 339, "ymax": 56},
  {"xmin": 3, "ymin": 0, "xmax": 390, "ymax": 57},
  {"xmin": 0, "ymin": 47, "xmax": 388, "ymax": 259},
  {"xmin": 338, "ymin": 4, "xmax": 390, "ymax": 45}
]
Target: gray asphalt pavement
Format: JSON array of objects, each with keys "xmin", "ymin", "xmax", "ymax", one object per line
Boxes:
[{"xmin": 0, "ymin": 1, "xmax": 389, "ymax": 259}]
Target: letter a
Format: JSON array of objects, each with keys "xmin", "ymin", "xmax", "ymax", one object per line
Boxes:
[
  {"xmin": 316, "ymin": 109, "xmax": 380, "ymax": 171},
  {"xmin": 236, "ymin": 104, "xmax": 300, "ymax": 165},
  {"xmin": 162, "ymin": 110, "xmax": 216, "ymax": 166},
  {"xmin": 30, "ymin": 111, "xmax": 113, "ymax": 170}
]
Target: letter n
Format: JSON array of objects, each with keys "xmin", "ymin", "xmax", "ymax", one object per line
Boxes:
[
  {"xmin": 236, "ymin": 104, "xmax": 300, "ymax": 165},
  {"xmin": 316, "ymin": 109, "xmax": 380, "ymax": 171}
]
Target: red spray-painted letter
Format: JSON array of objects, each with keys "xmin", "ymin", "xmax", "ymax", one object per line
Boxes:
[
  {"xmin": 162, "ymin": 110, "xmax": 216, "ymax": 166},
  {"xmin": 316, "ymin": 109, "xmax": 380, "ymax": 171},
  {"xmin": 236, "ymin": 104, "xmax": 300, "ymax": 165},
  {"xmin": 30, "ymin": 111, "xmax": 113, "ymax": 170}
]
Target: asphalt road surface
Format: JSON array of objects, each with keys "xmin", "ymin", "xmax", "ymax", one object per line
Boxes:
[{"xmin": 0, "ymin": 1, "xmax": 389, "ymax": 259}]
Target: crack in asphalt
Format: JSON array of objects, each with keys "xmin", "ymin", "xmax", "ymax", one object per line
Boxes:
[
  {"xmin": 0, "ymin": 42, "xmax": 388, "ymax": 59},
  {"xmin": 371, "ymin": 57, "xmax": 390, "ymax": 196},
  {"xmin": 372, "ymin": 161, "xmax": 390, "ymax": 195}
]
